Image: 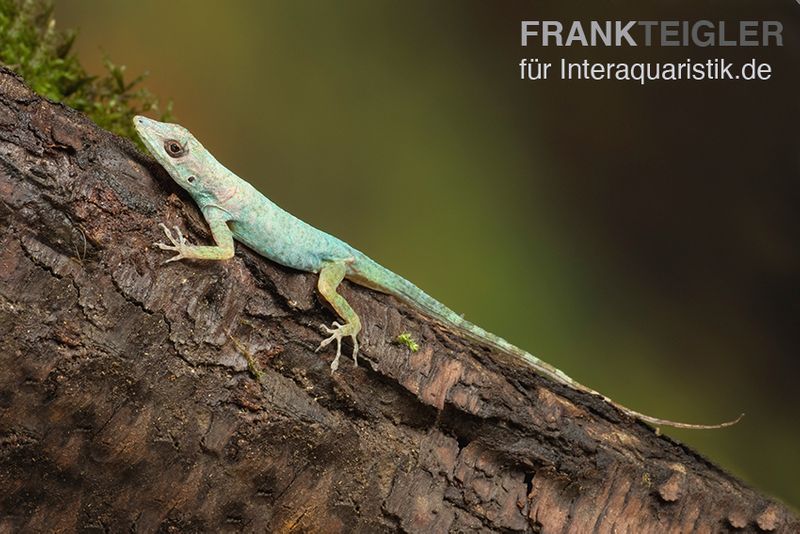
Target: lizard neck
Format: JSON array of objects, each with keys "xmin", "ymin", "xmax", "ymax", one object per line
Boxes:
[{"xmin": 191, "ymin": 166, "xmax": 241, "ymax": 209}]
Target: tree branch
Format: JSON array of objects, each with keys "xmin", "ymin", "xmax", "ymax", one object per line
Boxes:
[{"xmin": 0, "ymin": 67, "xmax": 795, "ymax": 533}]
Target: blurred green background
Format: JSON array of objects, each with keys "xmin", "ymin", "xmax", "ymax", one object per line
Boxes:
[{"xmin": 55, "ymin": 0, "xmax": 799, "ymax": 508}]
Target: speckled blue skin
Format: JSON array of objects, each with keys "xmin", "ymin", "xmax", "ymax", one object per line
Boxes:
[
  {"xmin": 134, "ymin": 116, "xmax": 354, "ymax": 272},
  {"xmin": 134, "ymin": 116, "xmax": 740, "ymax": 430}
]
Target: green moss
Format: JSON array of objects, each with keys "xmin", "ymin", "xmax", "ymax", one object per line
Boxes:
[
  {"xmin": 395, "ymin": 332, "xmax": 420, "ymax": 352},
  {"xmin": 0, "ymin": 0, "xmax": 172, "ymax": 146}
]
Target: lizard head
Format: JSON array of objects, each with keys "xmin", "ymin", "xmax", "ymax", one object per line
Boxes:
[{"xmin": 133, "ymin": 116, "xmax": 237, "ymax": 204}]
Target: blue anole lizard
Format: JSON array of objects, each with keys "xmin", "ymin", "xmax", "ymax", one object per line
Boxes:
[{"xmin": 133, "ymin": 115, "xmax": 742, "ymax": 430}]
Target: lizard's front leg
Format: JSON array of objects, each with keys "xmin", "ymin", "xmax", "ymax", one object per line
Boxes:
[
  {"xmin": 155, "ymin": 212, "xmax": 234, "ymax": 262},
  {"xmin": 315, "ymin": 260, "xmax": 362, "ymax": 372}
]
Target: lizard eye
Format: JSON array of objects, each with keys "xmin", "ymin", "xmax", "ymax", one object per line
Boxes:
[{"xmin": 164, "ymin": 139, "xmax": 186, "ymax": 158}]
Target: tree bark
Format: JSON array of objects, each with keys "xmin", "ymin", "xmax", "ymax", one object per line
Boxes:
[{"xmin": 0, "ymin": 66, "xmax": 795, "ymax": 533}]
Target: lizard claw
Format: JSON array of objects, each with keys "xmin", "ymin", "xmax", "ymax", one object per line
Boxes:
[
  {"xmin": 154, "ymin": 222, "xmax": 189, "ymax": 263},
  {"xmin": 320, "ymin": 321, "xmax": 342, "ymax": 335},
  {"xmin": 316, "ymin": 321, "xmax": 359, "ymax": 372}
]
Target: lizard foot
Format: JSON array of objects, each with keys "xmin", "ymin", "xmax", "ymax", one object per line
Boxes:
[
  {"xmin": 154, "ymin": 223, "xmax": 190, "ymax": 263},
  {"xmin": 315, "ymin": 321, "xmax": 359, "ymax": 372}
]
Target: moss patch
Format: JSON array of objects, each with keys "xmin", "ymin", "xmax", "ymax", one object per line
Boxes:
[{"xmin": 0, "ymin": 0, "xmax": 172, "ymax": 146}]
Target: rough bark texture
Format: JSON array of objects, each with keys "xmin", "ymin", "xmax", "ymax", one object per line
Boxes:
[{"xmin": 0, "ymin": 67, "xmax": 795, "ymax": 533}]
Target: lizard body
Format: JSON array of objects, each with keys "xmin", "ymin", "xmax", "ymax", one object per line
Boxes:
[{"xmin": 134, "ymin": 116, "xmax": 741, "ymax": 430}]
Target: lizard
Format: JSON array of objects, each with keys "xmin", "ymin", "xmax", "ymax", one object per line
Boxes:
[{"xmin": 133, "ymin": 115, "xmax": 743, "ymax": 430}]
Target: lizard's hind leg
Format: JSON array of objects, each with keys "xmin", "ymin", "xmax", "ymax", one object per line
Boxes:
[{"xmin": 315, "ymin": 261, "xmax": 362, "ymax": 372}]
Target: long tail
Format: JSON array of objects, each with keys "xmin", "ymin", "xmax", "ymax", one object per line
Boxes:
[{"xmin": 354, "ymin": 257, "xmax": 742, "ymax": 430}]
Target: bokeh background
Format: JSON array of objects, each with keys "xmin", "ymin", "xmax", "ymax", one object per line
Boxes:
[{"xmin": 56, "ymin": 0, "xmax": 799, "ymax": 508}]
